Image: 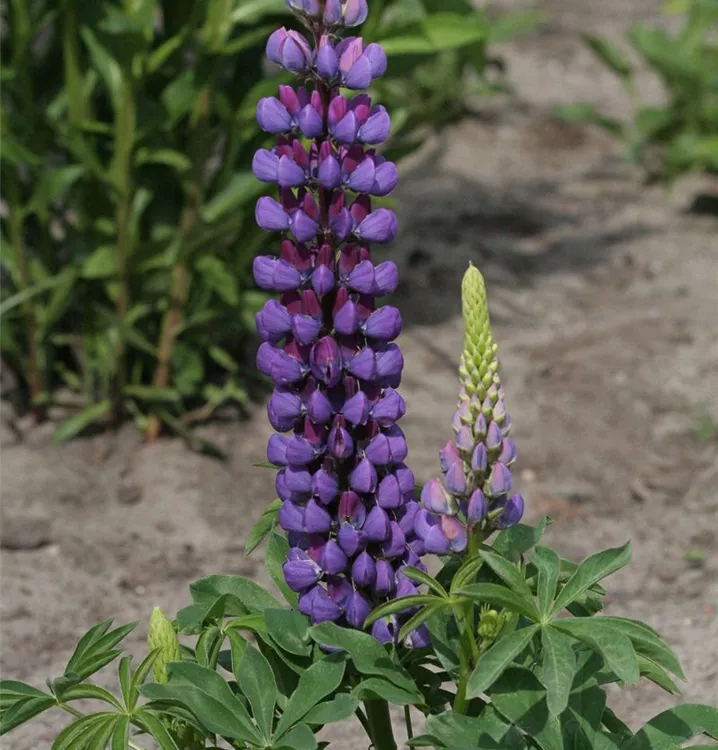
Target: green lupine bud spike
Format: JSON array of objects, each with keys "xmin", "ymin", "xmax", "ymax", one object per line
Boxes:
[{"xmin": 148, "ymin": 607, "xmax": 180, "ymax": 685}]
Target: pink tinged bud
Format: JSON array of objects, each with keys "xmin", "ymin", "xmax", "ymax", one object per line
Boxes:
[
  {"xmin": 318, "ymin": 155, "xmax": 342, "ymax": 189},
  {"xmin": 283, "ymin": 551, "xmax": 321, "ymax": 591},
  {"xmin": 252, "ymin": 149, "xmax": 279, "ymax": 183},
  {"xmin": 285, "ymin": 0, "xmax": 321, "ymax": 16},
  {"xmin": 343, "ymin": 391, "xmax": 371, "ymax": 426},
  {"xmin": 348, "ymin": 347, "xmax": 377, "ymax": 381},
  {"xmin": 371, "ymin": 616, "xmax": 397, "ymax": 644},
  {"xmin": 346, "ymin": 158, "xmax": 376, "ymax": 194},
  {"xmin": 487, "ymin": 462, "xmax": 512, "ymax": 498},
  {"xmin": 493, "ymin": 398, "xmax": 507, "ymax": 423},
  {"xmin": 266, "ymin": 28, "xmax": 288, "ymax": 64},
  {"xmin": 349, "ymin": 456, "xmax": 377, "ymax": 493},
  {"xmin": 421, "ymin": 479, "xmax": 452, "ymax": 515},
  {"xmin": 343, "ymin": 0, "xmax": 369, "ymax": 27},
  {"xmin": 377, "ymin": 474, "xmax": 401, "ymax": 509},
  {"xmin": 312, "ymin": 265, "xmax": 335, "ymax": 296},
  {"xmin": 355, "ymin": 209, "xmax": 398, "ymax": 244},
  {"xmin": 279, "ymin": 500, "xmax": 305, "ymax": 532},
  {"xmin": 475, "ymin": 413, "xmax": 488, "ymax": 439},
  {"xmin": 281, "ymin": 31, "xmax": 313, "ymax": 73},
  {"xmin": 320, "ymin": 540, "xmax": 348, "ymax": 574},
  {"xmin": 256, "ymin": 197, "xmax": 290, "ymax": 232},
  {"xmin": 364, "ymin": 306, "xmax": 402, "ymax": 341},
  {"xmin": 271, "ymin": 351, "xmax": 306, "ymax": 386},
  {"xmin": 334, "ymin": 299, "xmax": 360, "ymax": 335},
  {"xmin": 364, "ymin": 505, "xmax": 391, "ymax": 542},
  {"xmin": 471, "ymin": 443, "xmax": 488, "ymax": 474},
  {"xmin": 372, "ymin": 388, "xmax": 406, "ymax": 426},
  {"xmin": 267, "ymin": 434, "xmax": 289, "ymax": 466},
  {"xmin": 486, "ymin": 421, "xmax": 503, "ymax": 452},
  {"xmin": 338, "ymin": 490, "xmax": 365, "ymax": 524},
  {"xmin": 440, "ymin": 440, "xmax": 462, "ymax": 473},
  {"xmin": 499, "ymin": 438, "xmax": 517, "ymax": 466},
  {"xmin": 323, "ymin": 0, "xmax": 342, "ymax": 24},
  {"xmin": 364, "ymin": 43, "xmax": 387, "ymax": 78},
  {"xmin": 445, "ymin": 462, "xmax": 467, "ymax": 496},
  {"xmin": 277, "ymin": 155, "xmax": 306, "ymax": 188},
  {"xmin": 328, "ymin": 423, "xmax": 354, "ymax": 459},
  {"xmin": 345, "ymin": 591, "xmax": 371, "ymax": 629},
  {"xmin": 310, "ymin": 337, "xmax": 342, "ymax": 387},
  {"xmin": 467, "ymin": 489, "xmax": 488, "ymax": 524},
  {"xmin": 337, "ymin": 523, "xmax": 367, "ymax": 557},
  {"xmin": 358, "ymin": 109, "xmax": 391, "ymax": 145},
  {"xmin": 343, "ymin": 54, "xmax": 373, "ymax": 89},
  {"xmin": 352, "ymin": 551, "xmax": 376, "ymax": 588},
  {"xmin": 256, "ymin": 98, "xmax": 293, "ymax": 134},
  {"xmin": 372, "ymin": 161, "xmax": 398, "ymax": 197},
  {"xmin": 305, "ymin": 499, "xmax": 332, "ymax": 534},
  {"xmin": 455, "ymin": 425, "xmax": 474, "ymax": 454},
  {"xmin": 497, "ymin": 494, "xmax": 524, "ymax": 529},
  {"xmin": 381, "ymin": 521, "xmax": 406, "ymax": 559},
  {"xmin": 328, "ymin": 96, "xmax": 348, "ymax": 127},
  {"xmin": 278, "ymin": 85, "xmax": 301, "ymax": 114},
  {"xmin": 441, "ymin": 515, "xmax": 468, "ymax": 553},
  {"xmin": 374, "ymin": 261, "xmax": 398, "ymax": 296}
]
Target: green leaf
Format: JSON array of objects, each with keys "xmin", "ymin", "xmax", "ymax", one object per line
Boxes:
[
  {"xmin": 583, "ymin": 33, "xmax": 633, "ymax": 79},
  {"xmin": 552, "ymin": 619, "xmax": 640, "ymax": 685},
  {"xmin": 135, "ymin": 148, "xmax": 191, "ymax": 172},
  {"xmin": 400, "ymin": 566, "xmax": 449, "ymax": 598},
  {"xmin": 492, "ymin": 519, "xmax": 551, "ymax": 562},
  {"xmin": 0, "ymin": 681, "xmax": 52, "ymax": 709},
  {"xmin": 201, "ymin": 173, "xmax": 265, "ymax": 223},
  {"xmin": 61, "ymin": 684, "xmax": 124, "ymax": 711},
  {"xmin": 64, "ymin": 620, "xmax": 137, "ymax": 682},
  {"xmin": 352, "ymin": 677, "xmax": 422, "ymax": 706},
  {"xmin": 625, "ymin": 704, "xmax": 718, "ymax": 750},
  {"xmin": 490, "ymin": 668, "xmax": 563, "ymax": 750},
  {"xmin": 265, "ymin": 609, "xmax": 312, "ymax": 657},
  {"xmin": 309, "ymin": 622, "xmax": 420, "ymax": 695},
  {"xmin": 552, "ymin": 103, "xmax": 625, "ymax": 137},
  {"xmin": 419, "ymin": 708, "xmax": 525, "ymax": 750},
  {"xmin": 365, "ymin": 595, "xmax": 441, "ymax": 625},
  {"xmin": 141, "ymin": 662, "xmax": 262, "ymax": 744},
  {"xmin": 128, "ymin": 650, "xmax": 159, "ymax": 711},
  {"xmin": 111, "ymin": 715, "xmax": 130, "ymax": 750},
  {"xmin": 80, "ymin": 28, "xmax": 122, "ymax": 111},
  {"xmin": 209, "ymin": 346, "xmax": 239, "ymax": 373},
  {"xmin": 274, "ymin": 656, "xmax": 345, "ymax": 738},
  {"xmin": 303, "ymin": 694, "xmax": 359, "ymax": 726},
  {"xmin": 467, "ymin": 624, "xmax": 539, "ymax": 697},
  {"xmin": 190, "ymin": 574, "xmax": 282, "ymax": 615},
  {"xmin": 196, "ymin": 256, "xmax": 239, "ymax": 306},
  {"xmin": 532, "ymin": 546, "xmax": 561, "ymax": 616},
  {"xmin": 237, "ymin": 645, "xmax": 276, "ymax": 741},
  {"xmin": 636, "ymin": 654, "xmax": 680, "ymax": 695},
  {"xmin": 85, "ymin": 715, "xmax": 118, "ymax": 750},
  {"xmin": 456, "ymin": 583, "xmax": 542, "ymax": 622},
  {"xmin": 53, "ymin": 713, "xmax": 115, "ymax": 750},
  {"xmin": 135, "ymin": 710, "xmax": 181, "ymax": 750},
  {"xmin": 0, "ymin": 695, "xmax": 57, "ymax": 735},
  {"xmin": 550, "ymin": 543, "xmax": 631, "ymax": 616},
  {"xmin": 540, "ymin": 626, "xmax": 576, "ymax": 715},
  {"xmin": 479, "ymin": 548, "xmax": 534, "ymax": 601},
  {"xmin": 397, "ymin": 603, "xmax": 446, "ymax": 644},
  {"xmin": 245, "ymin": 500, "xmax": 282, "ymax": 556},
  {"xmin": 274, "ymin": 723, "xmax": 317, "ymax": 750},
  {"xmin": 266, "ymin": 530, "xmax": 298, "ymax": 606},
  {"xmin": 54, "ymin": 401, "xmax": 113, "ymax": 443},
  {"xmin": 27, "ymin": 166, "xmax": 85, "ymax": 220}
]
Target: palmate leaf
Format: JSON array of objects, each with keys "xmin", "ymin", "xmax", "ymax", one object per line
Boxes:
[
  {"xmin": 189, "ymin": 574, "xmax": 282, "ymax": 616},
  {"xmin": 135, "ymin": 709, "xmax": 181, "ymax": 750},
  {"xmin": 0, "ymin": 684, "xmax": 57, "ymax": 735},
  {"xmin": 540, "ymin": 626, "xmax": 576, "ymax": 715},
  {"xmin": 302, "ymin": 694, "xmax": 359, "ymax": 727},
  {"xmin": 455, "ymin": 583, "xmax": 541, "ymax": 622},
  {"xmin": 265, "ymin": 609, "xmax": 312, "ymax": 657},
  {"xmin": 52, "ymin": 712, "xmax": 116, "ymax": 750},
  {"xmin": 237, "ymin": 645, "xmax": 277, "ymax": 742},
  {"xmin": 401, "ymin": 566, "xmax": 449, "ymax": 598},
  {"xmin": 62, "ymin": 620, "xmax": 137, "ymax": 684},
  {"xmin": 478, "ymin": 548, "xmax": 534, "ymax": 601},
  {"xmin": 625, "ymin": 704, "xmax": 718, "ymax": 750},
  {"xmin": 365, "ymin": 594, "xmax": 441, "ymax": 625},
  {"xmin": 532, "ymin": 546, "xmax": 561, "ymax": 616}
]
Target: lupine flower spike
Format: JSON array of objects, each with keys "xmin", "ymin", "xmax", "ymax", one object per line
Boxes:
[
  {"xmin": 418, "ymin": 264, "xmax": 525, "ymax": 554},
  {"xmin": 254, "ymin": 0, "xmax": 429, "ymax": 647}
]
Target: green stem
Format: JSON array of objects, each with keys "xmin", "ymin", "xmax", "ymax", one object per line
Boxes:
[
  {"xmin": 403, "ymin": 705, "xmax": 413, "ymax": 741},
  {"xmin": 363, "ymin": 700, "xmax": 397, "ymax": 750}
]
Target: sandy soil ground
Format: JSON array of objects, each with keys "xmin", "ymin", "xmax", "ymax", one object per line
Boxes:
[{"xmin": 2, "ymin": 0, "xmax": 717, "ymax": 746}]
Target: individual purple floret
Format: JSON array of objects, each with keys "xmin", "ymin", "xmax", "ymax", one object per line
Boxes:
[{"xmin": 254, "ymin": 1, "xmax": 427, "ymax": 647}]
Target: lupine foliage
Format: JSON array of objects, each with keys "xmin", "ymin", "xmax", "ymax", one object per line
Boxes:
[
  {"xmin": 1, "ymin": 3, "xmax": 717, "ymax": 750},
  {"xmin": 0, "ymin": 0, "xmax": 533, "ymax": 446},
  {"xmin": 557, "ymin": 0, "xmax": 718, "ymax": 182}
]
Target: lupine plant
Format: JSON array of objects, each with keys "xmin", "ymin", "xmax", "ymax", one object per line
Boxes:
[{"xmin": 2, "ymin": 3, "xmax": 717, "ymax": 750}]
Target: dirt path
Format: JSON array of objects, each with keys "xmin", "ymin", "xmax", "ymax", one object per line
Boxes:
[{"xmin": 2, "ymin": 0, "xmax": 717, "ymax": 746}]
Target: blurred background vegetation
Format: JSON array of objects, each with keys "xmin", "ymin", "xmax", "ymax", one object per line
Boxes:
[
  {"xmin": 0, "ymin": 0, "xmax": 537, "ymax": 448},
  {"xmin": 1, "ymin": 0, "xmax": 714, "ymax": 449}
]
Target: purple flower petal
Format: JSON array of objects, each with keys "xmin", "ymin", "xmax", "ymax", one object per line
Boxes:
[
  {"xmin": 471, "ymin": 443, "xmax": 488, "ymax": 474},
  {"xmin": 445, "ymin": 462, "xmax": 467, "ymax": 496},
  {"xmin": 266, "ymin": 28, "xmax": 288, "ymax": 65},
  {"xmin": 487, "ymin": 462, "xmax": 512, "ymax": 498},
  {"xmin": 318, "ymin": 155, "xmax": 342, "ymax": 189},
  {"xmin": 298, "ymin": 104, "xmax": 324, "ymax": 139},
  {"xmin": 317, "ymin": 37, "xmax": 339, "ymax": 79},
  {"xmin": 267, "ymin": 434, "xmax": 289, "ymax": 466},
  {"xmin": 256, "ymin": 197, "xmax": 290, "ymax": 232},
  {"xmin": 279, "ymin": 500, "xmax": 305, "ymax": 532},
  {"xmin": 364, "ymin": 306, "xmax": 402, "ymax": 341},
  {"xmin": 343, "ymin": 55, "xmax": 373, "ymax": 89},
  {"xmin": 441, "ymin": 515, "xmax": 468, "ymax": 553},
  {"xmin": 371, "ymin": 616, "xmax": 398, "ymax": 644},
  {"xmin": 381, "ymin": 521, "xmax": 406, "ymax": 558},
  {"xmin": 328, "ymin": 423, "xmax": 354, "ymax": 460},
  {"xmin": 467, "ymin": 489, "xmax": 488, "ymax": 524},
  {"xmin": 306, "ymin": 390, "xmax": 333, "ymax": 425},
  {"xmin": 320, "ymin": 540, "xmax": 348, "ymax": 574},
  {"xmin": 347, "ymin": 260, "xmax": 375, "ymax": 294},
  {"xmin": 358, "ymin": 109, "xmax": 391, "ymax": 145},
  {"xmin": 305, "ymin": 499, "xmax": 332, "ymax": 534},
  {"xmin": 364, "ymin": 43, "xmax": 387, "ymax": 78},
  {"xmin": 348, "ymin": 347, "xmax": 376, "ymax": 381},
  {"xmin": 343, "ymin": 391, "xmax": 371, "ymax": 426},
  {"xmin": 421, "ymin": 479, "xmax": 452, "ymax": 515},
  {"xmin": 372, "ymin": 388, "xmax": 405, "ymax": 426},
  {"xmin": 345, "ymin": 591, "xmax": 371, "ymax": 628},
  {"xmin": 364, "ymin": 505, "xmax": 391, "ymax": 542},
  {"xmin": 252, "ymin": 149, "xmax": 279, "ymax": 182},
  {"xmin": 337, "ymin": 523, "xmax": 367, "ymax": 557},
  {"xmin": 497, "ymin": 493, "xmax": 524, "ymax": 529},
  {"xmin": 334, "ymin": 300, "xmax": 360, "ymax": 335},
  {"xmin": 349, "ymin": 456, "xmax": 377, "ymax": 493},
  {"xmin": 268, "ymin": 390, "xmax": 303, "ymax": 432},
  {"xmin": 283, "ymin": 551, "xmax": 321, "ymax": 591},
  {"xmin": 355, "ymin": 209, "xmax": 398, "ymax": 244},
  {"xmin": 285, "ymin": 466, "xmax": 313, "ymax": 494},
  {"xmin": 256, "ymin": 98, "xmax": 293, "ymax": 134},
  {"xmin": 312, "ymin": 467, "xmax": 339, "ymax": 504},
  {"xmin": 312, "ymin": 265, "xmax": 336, "ymax": 296},
  {"xmin": 277, "ymin": 155, "xmax": 307, "ymax": 188},
  {"xmin": 374, "ymin": 261, "xmax": 398, "ymax": 295},
  {"xmin": 310, "ymin": 337, "xmax": 342, "ymax": 387},
  {"xmin": 270, "ymin": 351, "xmax": 306, "ymax": 386},
  {"xmin": 351, "ymin": 551, "xmax": 376, "ymax": 588},
  {"xmin": 377, "ymin": 474, "xmax": 402, "ymax": 509},
  {"xmin": 372, "ymin": 161, "xmax": 398, "ymax": 197},
  {"xmin": 285, "ymin": 435, "xmax": 316, "ymax": 466},
  {"xmin": 373, "ymin": 560, "xmax": 396, "ymax": 598}
]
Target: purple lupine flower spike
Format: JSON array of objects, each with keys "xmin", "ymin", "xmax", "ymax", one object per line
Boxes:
[{"xmin": 253, "ymin": 2, "xmax": 428, "ymax": 645}]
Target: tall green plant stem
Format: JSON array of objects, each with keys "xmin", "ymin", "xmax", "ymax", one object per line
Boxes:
[
  {"xmin": 363, "ymin": 699, "xmax": 397, "ymax": 750},
  {"xmin": 110, "ymin": 77, "xmax": 136, "ymax": 426},
  {"xmin": 454, "ymin": 538, "xmax": 482, "ymax": 714},
  {"xmin": 145, "ymin": 85, "xmax": 212, "ymax": 442}
]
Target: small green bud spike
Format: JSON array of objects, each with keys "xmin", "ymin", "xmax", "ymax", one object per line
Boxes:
[
  {"xmin": 148, "ymin": 607, "xmax": 180, "ymax": 685},
  {"xmin": 459, "ymin": 264, "xmax": 500, "ymax": 410}
]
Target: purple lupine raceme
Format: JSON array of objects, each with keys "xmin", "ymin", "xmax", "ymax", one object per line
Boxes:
[{"xmin": 253, "ymin": 0, "xmax": 427, "ymax": 646}]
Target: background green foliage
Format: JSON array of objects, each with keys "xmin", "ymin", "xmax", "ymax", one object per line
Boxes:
[
  {"xmin": 557, "ymin": 0, "xmax": 718, "ymax": 182},
  {"xmin": 0, "ymin": 0, "xmax": 535, "ymax": 445}
]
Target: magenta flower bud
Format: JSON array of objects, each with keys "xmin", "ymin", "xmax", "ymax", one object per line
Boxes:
[
  {"xmin": 310, "ymin": 336, "xmax": 342, "ymax": 387},
  {"xmin": 337, "ymin": 523, "xmax": 367, "ymax": 557},
  {"xmin": 256, "ymin": 98, "xmax": 293, "ymax": 134},
  {"xmin": 252, "ymin": 149, "xmax": 279, "ymax": 183},
  {"xmin": 348, "ymin": 347, "xmax": 376, "ymax": 381},
  {"xmin": 318, "ymin": 154, "xmax": 342, "ymax": 189},
  {"xmin": 313, "ymin": 466, "xmax": 339, "ymax": 504},
  {"xmin": 256, "ymin": 197, "xmax": 290, "ymax": 232},
  {"xmin": 338, "ymin": 490, "xmax": 366, "ymax": 526},
  {"xmin": 364, "ymin": 306, "xmax": 402, "ymax": 341},
  {"xmin": 312, "ymin": 264, "xmax": 335, "ymax": 295},
  {"xmin": 298, "ymin": 586, "xmax": 342, "ymax": 624},
  {"xmin": 364, "ymin": 43, "xmax": 387, "ymax": 78},
  {"xmin": 455, "ymin": 425, "xmax": 474, "ymax": 454},
  {"xmin": 349, "ymin": 456, "xmax": 377, "ymax": 493},
  {"xmin": 440, "ymin": 440, "xmax": 462, "ymax": 473},
  {"xmin": 343, "ymin": 391, "xmax": 371, "ymax": 426},
  {"xmin": 305, "ymin": 499, "xmax": 332, "ymax": 534},
  {"xmin": 372, "ymin": 388, "xmax": 405, "ymax": 426},
  {"xmin": 268, "ymin": 390, "xmax": 303, "ymax": 432},
  {"xmin": 377, "ymin": 474, "xmax": 401, "ymax": 509},
  {"xmin": 334, "ymin": 299, "xmax": 360, "ymax": 335},
  {"xmin": 279, "ymin": 500, "xmax": 305, "ymax": 532},
  {"xmin": 373, "ymin": 560, "xmax": 396, "ymax": 598},
  {"xmin": 487, "ymin": 462, "xmax": 512, "ymax": 498},
  {"xmin": 267, "ymin": 434, "xmax": 289, "ymax": 466},
  {"xmin": 345, "ymin": 590, "xmax": 371, "ymax": 628},
  {"xmin": 471, "ymin": 443, "xmax": 488, "ymax": 474},
  {"xmin": 320, "ymin": 540, "xmax": 348, "ymax": 574},
  {"xmin": 486, "ymin": 421, "xmax": 503, "ymax": 452},
  {"xmin": 364, "ymin": 505, "xmax": 390, "ymax": 542},
  {"xmin": 371, "ymin": 616, "xmax": 397, "ymax": 644},
  {"xmin": 285, "ymin": 466, "xmax": 313, "ymax": 494},
  {"xmin": 381, "ymin": 521, "xmax": 406, "ymax": 559},
  {"xmin": 374, "ymin": 262, "xmax": 398, "ymax": 295},
  {"xmin": 285, "ymin": 435, "xmax": 316, "ymax": 466},
  {"xmin": 421, "ymin": 479, "xmax": 452, "ymax": 516},
  {"xmin": 358, "ymin": 109, "xmax": 391, "ymax": 145},
  {"xmin": 404, "ymin": 624, "xmax": 431, "ymax": 649},
  {"xmin": 444, "ymin": 462, "xmax": 467, "ymax": 496},
  {"xmin": 467, "ymin": 489, "xmax": 488, "ymax": 524},
  {"xmin": 352, "ymin": 551, "xmax": 376, "ymax": 588},
  {"xmin": 283, "ymin": 550, "xmax": 321, "ymax": 591},
  {"xmin": 372, "ymin": 161, "xmax": 398, "ymax": 197},
  {"xmin": 497, "ymin": 494, "xmax": 524, "ymax": 529},
  {"xmin": 355, "ymin": 209, "xmax": 398, "ymax": 244}
]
